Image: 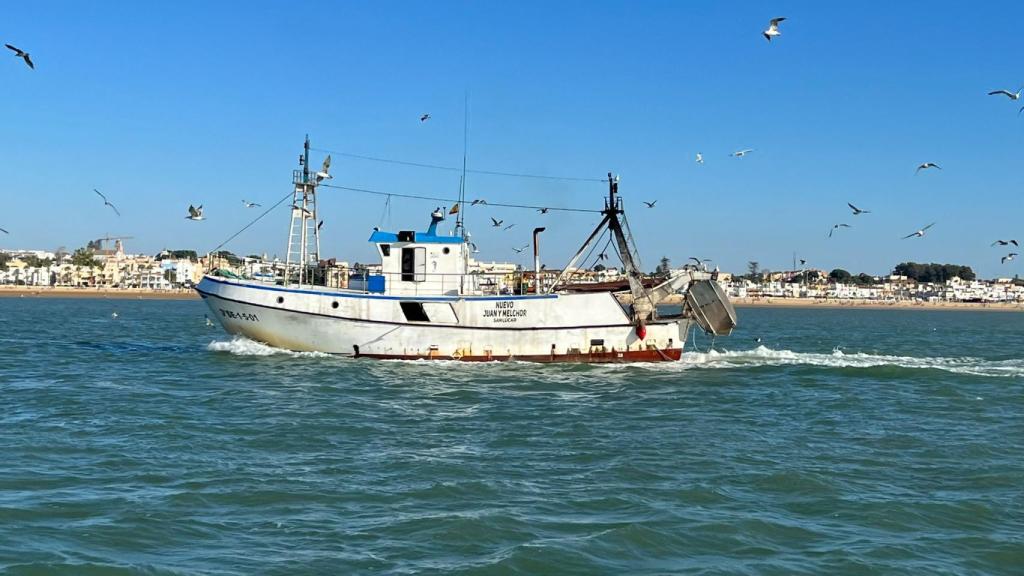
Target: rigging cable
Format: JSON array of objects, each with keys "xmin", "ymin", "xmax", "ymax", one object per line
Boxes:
[
  {"xmin": 318, "ymin": 182, "xmax": 602, "ymax": 214},
  {"xmin": 309, "ymin": 147, "xmax": 608, "ymax": 183},
  {"xmin": 207, "ymin": 191, "xmax": 294, "ymax": 255}
]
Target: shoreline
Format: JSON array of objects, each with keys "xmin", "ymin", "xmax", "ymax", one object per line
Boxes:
[
  {"xmin": 2, "ymin": 287, "xmax": 1022, "ymax": 311},
  {"xmin": 0, "ymin": 287, "xmax": 199, "ymax": 300},
  {"xmin": 730, "ymin": 296, "xmax": 1024, "ymax": 312}
]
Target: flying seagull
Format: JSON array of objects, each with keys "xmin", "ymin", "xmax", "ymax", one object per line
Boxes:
[
  {"xmin": 763, "ymin": 17, "xmax": 786, "ymax": 42},
  {"xmin": 4, "ymin": 44, "xmax": 33, "ymax": 69},
  {"xmin": 1002, "ymin": 253, "xmax": 1019, "ymax": 264},
  {"xmin": 848, "ymin": 202, "xmax": 870, "ymax": 215},
  {"xmin": 988, "ymin": 88, "xmax": 1022, "ymax": 100},
  {"xmin": 0, "ymin": 227, "xmax": 8, "ymax": 234},
  {"xmin": 915, "ymin": 162, "xmax": 941, "ymax": 174},
  {"xmin": 242, "ymin": 200, "xmax": 261, "ymax": 208},
  {"xmin": 695, "ymin": 152, "xmax": 704, "ymax": 164},
  {"xmin": 471, "ymin": 199, "xmax": 487, "ymax": 206},
  {"xmin": 490, "ymin": 217, "xmax": 503, "ymax": 227},
  {"xmin": 991, "ymin": 239, "xmax": 1019, "ymax": 247},
  {"xmin": 317, "ymin": 220, "xmax": 324, "ymax": 231},
  {"xmin": 643, "ymin": 200, "xmax": 657, "ymax": 208},
  {"xmin": 597, "ymin": 252, "xmax": 608, "ymax": 261},
  {"xmin": 537, "ymin": 207, "xmax": 549, "ymax": 214},
  {"xmin": 315, "ymin": 155, "xmax": 332, "ymax": 181},
  {"xmin": 512, "ymin": 244, "xmax": 530, "ymax": 253},
  {"xmin": 94, "ymin": 189, "xmax": 121, "ymax": 216},
  {"xmin": 902, "ymin": 222, "xmax": 935, "ymax": 239},
  {"xmin": 828, "ymin": 223, "xmax": 851, "ymax": 238},
  {"xmin": 420, "ymin": 113, "xmax": 431, "ymax": 122},
  {"xmin": 799, "ymin": 259, "xmax": 807, "ymax": 266},
  {"xmin": 731, "ymin": 149, "xmax": 754, "ymax": 158},
  {"xmin": 186, "ymin": 204, "xmax": 205, "ymax": 221},
  {"xmin": 503, "ymin": 223, "xmax": 516, "ymax": 230}
]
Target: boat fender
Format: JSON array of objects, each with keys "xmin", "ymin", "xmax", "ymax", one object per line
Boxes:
[{"xmin": 636, "ymin": 322, "xmax": 647, "ymax": 340}]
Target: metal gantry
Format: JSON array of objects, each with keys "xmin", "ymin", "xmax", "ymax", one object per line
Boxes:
[{"xmin": 285, "ymin": 136, "xmax": 322, "ymax": 286}]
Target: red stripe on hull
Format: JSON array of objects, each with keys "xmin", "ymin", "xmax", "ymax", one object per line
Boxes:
[{"xmin": 358, "ymin": 348, "xmax": 682, "ymax": 363}]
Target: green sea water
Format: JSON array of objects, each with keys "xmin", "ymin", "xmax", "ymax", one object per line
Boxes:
[{"xmin": 1, "ymin": 298, "xmax": 1022, "ymax": 574}]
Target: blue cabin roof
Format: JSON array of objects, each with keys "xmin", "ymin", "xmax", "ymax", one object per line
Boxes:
[{"xmin": 368, "ymin": 229, "xmax": 463, "ymax": 245}]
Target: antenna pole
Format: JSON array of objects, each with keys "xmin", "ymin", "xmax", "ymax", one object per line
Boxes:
[
  {"xmin": 456, "ymin": 92, "xmax": 469, "ymax": 237},
  {"xmin": 303, "ymin": 134, "xmax": 310, "ymax": 184}
]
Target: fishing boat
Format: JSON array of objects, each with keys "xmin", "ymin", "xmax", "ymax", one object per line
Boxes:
[{"xmin": 196, "ymin": 139, "xmax": 736, "ymax": 362}]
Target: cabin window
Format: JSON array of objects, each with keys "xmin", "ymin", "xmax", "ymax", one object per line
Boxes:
[
  {"xmin": 400, "ymin": 302, "xmax": 430, "ymax": 322},
  {"xmin": 401, "ymin": 248, "xmax": 415, "ymax": 281},
  {"xmin": 398, "ymin": 231, "xmax": 415, "ymax": 242},
  {"xmin": 401, "ymin": 247, "xmax": 427, "ymax": 282},
  {"xmin": 380, "ymin": 244, "xmax": 391, "ymax": 257}
]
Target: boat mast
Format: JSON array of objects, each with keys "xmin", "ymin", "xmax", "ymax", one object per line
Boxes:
[
  {"xmin": 602, "ymin": 173, "xmax": 656, "ymax": 323},
  {"xmin": 285, "ymin": 135, "xmax": 321, "ymax": 287}
]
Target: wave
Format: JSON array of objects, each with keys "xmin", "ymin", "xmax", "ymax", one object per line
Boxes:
[
  {"xmin": 206, "ymin": 336, "xmax": 332, "ymax": 358},
  {"xmin": 678, "ymin": 345, "xmax": 1024, "ymax": 378}
]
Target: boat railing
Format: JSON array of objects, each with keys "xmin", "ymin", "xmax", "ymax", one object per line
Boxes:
[{"xmin": 347, "ymin": 270, "xmax": 552, "ymax": 297}]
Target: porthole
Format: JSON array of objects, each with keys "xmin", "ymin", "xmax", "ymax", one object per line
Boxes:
[
  {"xmin": 277, "ymin": 296, "xmax": 284, "ymax": 304},
  {"xmin": 331, "ymin": 301, "xmax": 339, "ymax": 309},
  {"xmin": 443, "ymin": 247, "xmax": 450, "ymax": 254}
]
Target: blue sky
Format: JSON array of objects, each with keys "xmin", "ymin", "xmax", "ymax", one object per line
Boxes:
[{"xmin": 2, "ymin": 1, "xmax": 1022, "ymax": 277}]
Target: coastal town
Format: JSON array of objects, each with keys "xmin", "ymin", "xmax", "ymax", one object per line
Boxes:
[{"xmin": 2, "ymin": 240, "xmax": 1023, "ymax": 306}]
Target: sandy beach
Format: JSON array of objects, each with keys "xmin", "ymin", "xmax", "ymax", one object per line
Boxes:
[{"xmin": 0, "ymin": 286, "xmax": 199, "ymax": 300}]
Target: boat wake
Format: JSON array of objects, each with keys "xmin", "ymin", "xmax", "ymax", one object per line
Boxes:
[
  {"xmin": 678, "ymin": 345, "xmax": 1024, "ymax": 378},
  {"xmin": 206, "ymin": 336, "xmax": 332, "ymax": 358}
]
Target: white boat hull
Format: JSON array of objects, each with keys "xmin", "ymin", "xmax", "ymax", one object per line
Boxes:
[{"xmin": 197, "ymin": 276, "xmax": 690, "ymax": 362}]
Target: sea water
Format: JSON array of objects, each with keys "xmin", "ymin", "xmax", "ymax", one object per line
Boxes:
[{"xmin": 1, "ymin": 298, "xmax": 1022, "ymax": 574}]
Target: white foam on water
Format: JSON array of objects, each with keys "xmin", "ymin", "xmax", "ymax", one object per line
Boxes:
[
  {"xmin": 206, "ymin": 336, "xmax": 331, "ymax": 358},
  {"xmin": 674, "ymin": 345, "xmax": 1024, "ymax": 378}
]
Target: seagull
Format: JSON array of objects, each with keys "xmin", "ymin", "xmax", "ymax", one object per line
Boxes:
[
  {"xmin": 991, "ymin": 239, "xmax": 1018, "ymax": 247},
  {"xmin": 848, "ymin": 202, "xmax": 870, "ymax": 215},
  {"xmin": 916, "ymin": 162, "xmax": 941, "ymax": 174},
  {"xmin": 503, "ymin": 223, "xmax": 516, "ymax": 230},
  {"xmin": 598, "ymin": 252, "xmax": 608, "ymax": 261},
  {"xmin": 490, "ymin": 217, "xmax": 503, "ymax": 227},
  {"xmin": 731, "ymin": 149, "xmax": 754, "ymax": 158},
  {"xmin": 799, "ymin": 259, "xmax": 807, "ymax": 266},
  {"xmin": 695, "ymin": 152, "xmax": 704, "ymax": 164},
  {"xmin": 512, "ymin": 244, "xmax": 530, "ymax": 253},
  {"xmin": 988, "ymin": 88, "xmax": 1022, "ymax": 100},
  {"xmin": 94, "ymin": 189, "xmax": 121, "ymax": 216},
  {"xmin": 420, "ymin": 113, "xmax": 431, "ymax": 122},
  {"xmin": 242, "ymin": 200, "xmax": 261, "ymax": 208},
  {"xmin": 292, "ymin": 204, "xmax": 312, "ymax": 216},
  {"xmin": 470, "ymin": 242, "xmax": 480, "ymax": 254},
  {"xmin": 315, "ymin": 155, "xmax": 332, "ymax": 181},
  {"xmin": 111, "ymin": 312, "xmax": 119, "ymax": 319},
  {"xmin": 643, "ymin": 200, "xmax": 657, "ymax": 208},
  {"xmin": 537, "ymin": 207, "xmax": 549, "ymax": 214},
  {"xmin": 1002, "ymin": 253, "xmax": 1018, "ymax": 264},
  {"xmin": 1020, "ymin": 105, "xmax": 1024, "ymax": 116},
  {"xmin": 186, "ymin": 204, "xmax": 205, "ymax": 221},
  {"xmin": 828, "ymin": 223, "xmax": 851, "ymax": 238},
  {"xmin": 471, "ymin": 199, "xmax": 487, "ymax": 206},
  {"xmin": 317, "ymin": 220, "xmax": 324, "ymax": 231},
  {"xmin": 902, "ymin": 222, "xmax": 936, "ymax": 239},
  {"xmin": 5, "ymin": 44, "xmax": 33, "ymax": 69},
  {"xmin": 205, "ymin": 314, "xmax": 215, "ymax": 327},
  {"xmin": 763, "ymin": 17, "xmax": 786, "ymax": 42},
  {"xmin": 0, "ymin": 227, "xmax": 7, "ymax": 234}
]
